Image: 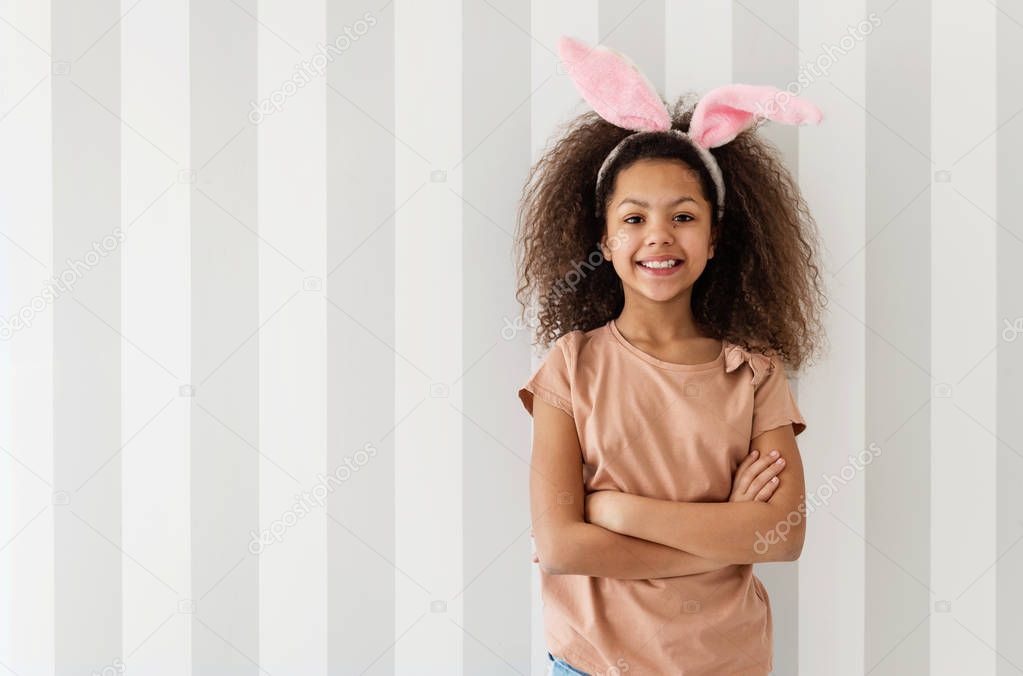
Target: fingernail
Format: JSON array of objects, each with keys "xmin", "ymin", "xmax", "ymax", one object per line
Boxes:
[
  {"xmin": 751, "ymin": 450, "xmax": 759, "ymax": 457},
  {"xmin": 772, "ymin": 477, "xmax": 778, "ymax": 483},
  {"xmin": 776, "ymin": 458, "xmax": 785, "ymax": 464},
  {"xmin": 770, "ymin": 450, "xmax": 779, "ymax": 457}
]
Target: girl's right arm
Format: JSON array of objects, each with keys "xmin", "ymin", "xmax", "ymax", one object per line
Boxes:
[{"xmin": 530, "ymin": 396, "xmax": 733, "ymax": 579}]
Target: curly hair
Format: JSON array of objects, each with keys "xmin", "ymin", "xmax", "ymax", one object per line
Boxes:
[{"xmin": 513, "ymin": 95, "xmax": 828, "ymax": 371}]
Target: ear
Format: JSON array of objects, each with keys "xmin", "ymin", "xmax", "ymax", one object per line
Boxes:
[
  {"xmin": 688, "ymin": 84, "xmax": 823, "ymax": 148},
  {"xmin": 557, "ymin": 35, "xmax": 671, "ymax": 132}
]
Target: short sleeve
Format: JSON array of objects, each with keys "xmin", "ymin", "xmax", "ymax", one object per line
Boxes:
[
  {"xmin": 750, "ymin": 356, "xmax": 807, "ymax": 439},
  {"xmin": 517, "ymin": 334, "xmax": 575, "ymax": 419}
]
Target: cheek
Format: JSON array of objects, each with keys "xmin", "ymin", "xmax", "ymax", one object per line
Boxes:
[
  {"xmin": 683, "ymin": 231, "xmax": 713, "ymax": 254},
  {"xmin": 611, "ymin": 247, "xmax": 640, "ymax": 273}
]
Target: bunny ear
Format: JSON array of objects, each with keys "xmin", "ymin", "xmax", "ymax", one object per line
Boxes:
[
  {"xmin": 557, "ymin": 35, "xmax": 671, "ymax": 132},
  {"xmin": 688, "ymin": 84, "xmax": 823, "ymax": 148}
]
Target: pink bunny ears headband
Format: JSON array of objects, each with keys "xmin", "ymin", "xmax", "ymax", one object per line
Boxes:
[{"xmin": 557, "ymin": 36, "xmax": 824, "ymax": 220}]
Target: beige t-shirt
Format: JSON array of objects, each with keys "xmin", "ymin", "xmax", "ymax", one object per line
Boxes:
[{"xmin": 519, "ymin": 317, "xmax": 807, "ymax": 676}]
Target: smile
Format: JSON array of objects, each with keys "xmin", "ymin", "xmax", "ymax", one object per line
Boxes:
[{"xmin": 635, "ymin": 259, "xmax": 684, "ymax": 276}]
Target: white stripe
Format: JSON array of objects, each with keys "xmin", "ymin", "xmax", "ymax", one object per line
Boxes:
[
  {"xmin": 396, "ymin": 0, "xmax": 462, "ymax": 672},
  {"xmin": 797, "ymin": 2, "xmax": 869, "ymax": 672},
  {"xmin": 0, "ymin": 1, "xmax": 55, "ymax": 673},
  {"xmin": 120, "ymin": 0, "xmax": 191, "ymax": 672},
  {"xmin": 931, "ymin": 0, "xmax": 997, "ymax": 672},
  {"xmin": 256, "ymin": 1, "xmax": 329, "ymax": 673}
]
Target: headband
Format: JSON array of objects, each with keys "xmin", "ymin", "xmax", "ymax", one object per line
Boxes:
[{"xmin": 557, "ymin": 36, "xmax": 824, "ymax": 220}]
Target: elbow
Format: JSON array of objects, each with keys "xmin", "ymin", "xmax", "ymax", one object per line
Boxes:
[
  {"xmin": 783, "ymin": 528, "xmax": 806, "ymax": 561},
  {"xmin": 752, "ymin": 510, "xmax": 806, "ymax": 563},
  {"xmin": 539, "ymin": 558, "xmax": 570, "ymax": 575},
  {"xmin": 535, "ymin": 539, "xmax": 567, "ymax": 575},
  {"xmin": 535, "ymin": 525, "xmax": 579, "ymax": 575},
  {"xmin": 538, "ymin": 545, "xmax": 575, "ymax": 575},
  {"xmin": 784, "ymin": 530, "xmax": 806, "ymax": 561}
]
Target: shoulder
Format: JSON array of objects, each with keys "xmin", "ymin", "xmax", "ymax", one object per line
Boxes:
[
  {"xmin": 556, "ymin": 321, "xmax": 617, "ymax": 370},
  {"xmin": 723, "ymin": 340, "xmax": 786, "ymax": 388},
  {"xmin": 548, "ymin": 322, "xmax": 604, "ymax": 357},
  {"xmin": 728, "ymin": 341, "xmax": 808, "ymax": 438},
  {"xmin": 525, "ymin": 325, "xmax": 608, "ymax": 391},
  {"xmin": 547, "ymin": 328, "xmax": 586, "ymax": 369}
]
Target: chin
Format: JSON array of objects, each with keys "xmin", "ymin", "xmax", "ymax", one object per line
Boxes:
[{"xmin": 629, "ymin": 282, "xmax": 694, "ymax": 303}]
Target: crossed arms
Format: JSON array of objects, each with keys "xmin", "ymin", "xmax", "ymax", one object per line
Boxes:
[{"xmin": 528, "ymin": 396, "xmax": 808, "ymax": 579}]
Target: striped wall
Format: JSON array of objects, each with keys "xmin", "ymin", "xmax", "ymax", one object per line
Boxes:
[
  {"xmin": 997, "ymin": 1, "xmax": 1023, "ymax": 673},
  {"xmin": 1, "ymin": 1, "xmax": 1021, "ymax": 674}
]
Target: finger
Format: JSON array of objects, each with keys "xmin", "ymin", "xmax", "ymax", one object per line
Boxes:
[
  {"xmin": 733, "ymin": 452, "xmax": 762, "ymax": 494},
  {"xmin": 747, "ymin": 453, "xmax": 775, "ymax": 475},
  {"xmin": 746, "ymin": 468, "xmax": 773, "ymax": 497},
  {"xmin": 754, "ymin": 476, "xmax": 779, "ymax": 501},
  {"xmin": 753, "ymin": 454, "xmax": 786, "ymax": 482},
  {"xmin": 748, "ymin": 450, "xmax": 783, "ymax": 478},
  {"xmin": 749, "ymin": 456, "xmax": 786, "ymax": 493},
  {"xmin": 736, "ymin": 450, "xmax": 760, "ymax": 475}
]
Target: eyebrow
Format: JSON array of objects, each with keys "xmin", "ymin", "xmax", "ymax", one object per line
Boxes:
[{"xmin": 617, "ymin": 196, "xmax": 699, "ymax": 209}]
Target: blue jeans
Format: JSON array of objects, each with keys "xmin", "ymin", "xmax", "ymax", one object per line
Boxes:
[{"xmin": 547, "ymin": 651, "xmax": 591, "ymax": 675}]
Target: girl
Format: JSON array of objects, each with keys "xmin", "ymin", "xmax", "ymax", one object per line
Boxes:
[{"xmin": 515, "ymin": 37, "xmax": 827, "ymax": 676}]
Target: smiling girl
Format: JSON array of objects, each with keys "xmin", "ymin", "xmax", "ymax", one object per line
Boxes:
[{"xmin": 515, "ymin": 37, "xmax": 827, "ymax": 675}]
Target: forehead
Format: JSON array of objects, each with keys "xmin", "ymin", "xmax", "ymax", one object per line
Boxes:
[{"xmin": 610, "ymin": 158, "xmax": 708, "ymax": 204}]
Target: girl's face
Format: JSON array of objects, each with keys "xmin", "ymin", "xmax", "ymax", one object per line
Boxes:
[{"xmin": 599, "ymin": 158, "xmax": 715, "ymax": 303}]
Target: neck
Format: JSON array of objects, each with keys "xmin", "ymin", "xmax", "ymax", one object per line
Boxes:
[{"xmin": 614, "ymin": 293, "xmax": 706, "ymax": 343}]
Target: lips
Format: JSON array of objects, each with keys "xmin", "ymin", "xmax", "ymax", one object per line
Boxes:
[
  {"xmin": 637, "ymin": 259, "xmax": 683, "ymax": 266},
  {"xmin": 636, "ymin": 255, "xmax": 683, "ymax": 264},
  {"xmin": 635, "ymin": 258, "xmax": 684, "ymax": 276}
]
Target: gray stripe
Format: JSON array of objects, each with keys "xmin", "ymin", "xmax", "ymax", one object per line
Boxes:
[
  {"xmin": 325, "ymin": 2, "xmax": 397, "ymax": 674},
  {"xmin": 462, "ymin": 0, "xmax": 532, "ymax": 672},
  {"xmin": 866, "ymin": 0, "xmax": 931, "ymax": 672},
  {"xmin": 600, "ymin": 0, "xmax": 666, "ymax": 93},
  {"xmin": 189, "ymin": 1, "xmax": 259, "ymax": 673},
  {"xmin": 996, "ymin": 0, "xmax": 1023, "ymax": 671},
  {"xmin": 732, "ymin": 2, "xmax": 802, "ymax": 673},
  {"xmin": 53, "ymin": 0, "xmax": 122, "ymax": 672}
]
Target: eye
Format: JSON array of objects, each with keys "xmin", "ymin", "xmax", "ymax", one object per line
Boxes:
[{"xmin": 623, "ymin": 214, "xmax": 694, "ymax": 225}]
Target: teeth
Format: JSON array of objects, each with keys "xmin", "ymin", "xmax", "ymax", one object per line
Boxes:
[{"xmin": 639, "ymin": 259, "xmax": 680, "ymax": 269}]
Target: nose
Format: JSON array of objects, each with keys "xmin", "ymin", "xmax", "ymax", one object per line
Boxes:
[{"xmin": 644, "ymin": 216, "xmax": 675, "ymax": 246}]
